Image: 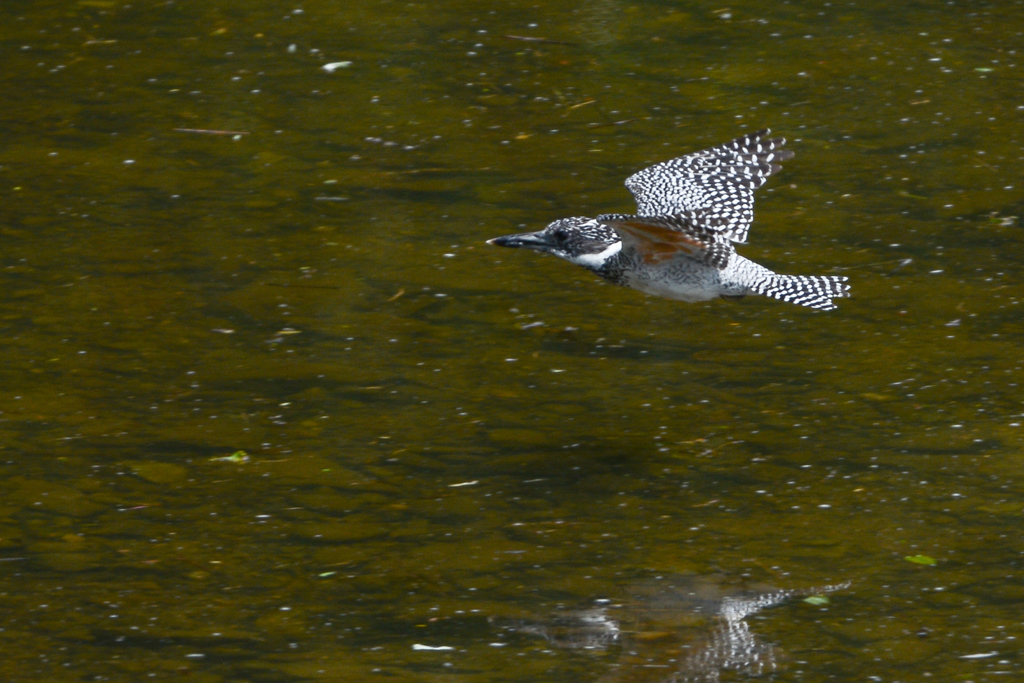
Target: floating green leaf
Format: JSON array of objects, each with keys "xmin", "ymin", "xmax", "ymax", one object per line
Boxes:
[
  {"xmin": 803, "ymin": 595, "xmax": 830, "ymax": 605},
  {"xmin": 905, "ymin": 554, "xmax": 937, "ymax": 565},
  {"xmin": 210, "ymin": 451, "xmax": 249, "ymax": 463}
]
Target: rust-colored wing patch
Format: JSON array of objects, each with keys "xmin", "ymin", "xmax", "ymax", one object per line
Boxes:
[
  {"xmin": 600, "ymin": 214, "xmax": 732, "ymax": 268},
  {"xmin": 615, "ymin": 219, "xmax": 707, "ymax": 265}
]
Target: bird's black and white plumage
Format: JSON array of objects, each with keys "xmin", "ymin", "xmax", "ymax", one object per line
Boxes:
[{"xmin": 489, "ymin": 129, "xmax": 850, "ymax": 310}]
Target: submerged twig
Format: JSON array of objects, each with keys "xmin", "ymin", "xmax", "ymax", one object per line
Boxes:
[
  {"xmin": 503, "ymin": 35, "xmax": 576, "ymax": 46},
  {"xmin": 173, "ymin": 128, "xmax": 250, "ymax": 136}
]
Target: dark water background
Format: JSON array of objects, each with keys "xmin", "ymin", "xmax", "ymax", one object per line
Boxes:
[{"xmin": 1, "ymin": 0, "xmax": 1022, "ymax": 681}]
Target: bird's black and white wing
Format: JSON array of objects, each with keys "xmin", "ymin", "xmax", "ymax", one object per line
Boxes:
[{"xmin": 615, "ymin": 129, "xmax": 793, "ymax": 244}]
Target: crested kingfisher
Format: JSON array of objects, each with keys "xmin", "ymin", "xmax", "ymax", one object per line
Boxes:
[{"xmin": 488, "ymin": 130, "xmax": 850, "ymax": 310}]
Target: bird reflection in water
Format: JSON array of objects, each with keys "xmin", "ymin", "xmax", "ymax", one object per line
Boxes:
[{"xmin": 492, "ymin": 574, "xmax": 849, "ymax": 683}]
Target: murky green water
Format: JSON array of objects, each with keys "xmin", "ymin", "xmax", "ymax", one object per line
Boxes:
[{"xmin": 1, "ymin": 0, "xmax": 1022, "ymax": 681}]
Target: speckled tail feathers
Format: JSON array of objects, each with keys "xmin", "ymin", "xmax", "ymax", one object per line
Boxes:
[{"xmin": 752, "ymin": 274, "xmax": 851, "ymax": 311}]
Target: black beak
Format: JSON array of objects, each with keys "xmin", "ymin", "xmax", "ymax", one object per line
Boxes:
[{"xmin": 487, "ymin": 231, "xmax": 554, "ymax": 250}]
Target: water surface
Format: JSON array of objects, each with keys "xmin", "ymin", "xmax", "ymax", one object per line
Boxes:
[{"xmin": 1, "ymin": 0, "xmax": 1022, "ymax": 681}]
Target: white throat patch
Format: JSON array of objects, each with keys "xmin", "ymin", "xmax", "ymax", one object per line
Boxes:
[{"xmin": 569, "ymin": 240, "xmax": 622, "ymax": 269}]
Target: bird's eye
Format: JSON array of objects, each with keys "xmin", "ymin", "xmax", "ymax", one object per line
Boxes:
[{"xmin": 552, "ymin": 228, "xmax": 568, "ymax": 242}]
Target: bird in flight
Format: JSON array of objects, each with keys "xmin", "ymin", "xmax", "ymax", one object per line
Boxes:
[{"xmin": 489, "ymin": 129, "xmax": 850, "ymax": 310}]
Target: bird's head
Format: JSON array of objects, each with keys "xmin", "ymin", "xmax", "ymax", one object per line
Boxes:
[{"xmin": 487, "ymin": 217, "xmax": 621, "ymax": 271}]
